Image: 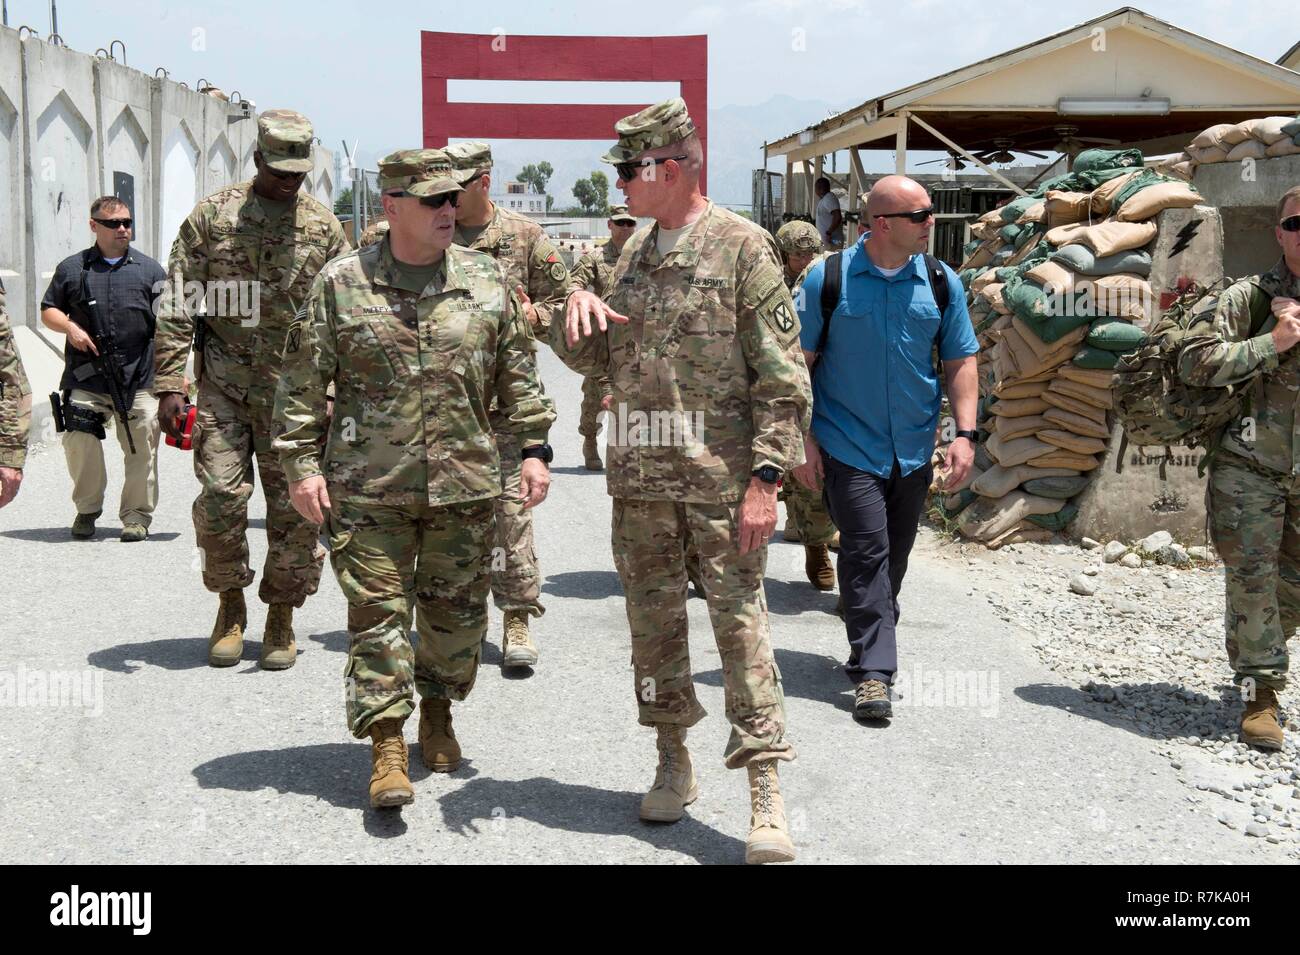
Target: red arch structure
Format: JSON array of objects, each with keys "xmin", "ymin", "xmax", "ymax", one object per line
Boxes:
[{"xmin": 421, "ymin": 31, "xmax": 708, "ymax": 191}]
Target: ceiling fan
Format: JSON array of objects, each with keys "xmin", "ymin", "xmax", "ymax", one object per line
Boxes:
[
  {"xmin": 1048, "ymin": 124, "xmax": 1122, "ymax": 155},
  {"xmin": 973, "ymin": 138, "xmax": 1050, "ymax": 165},
  {"xmin": 918, "ymin": 151, "xmax": 967, "ymax": 170}
]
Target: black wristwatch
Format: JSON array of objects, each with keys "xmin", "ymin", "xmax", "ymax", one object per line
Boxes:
[
  {"xmin": 521, "ymin": 443, "xmax": 554, "ymax": 464},
  {"xmin": 954, "ymin": 430, "xmax": 980, "ymax": 444},
  {"xmin": 752, "ymin": 465, "xmax": 782, "ymax": 485}
]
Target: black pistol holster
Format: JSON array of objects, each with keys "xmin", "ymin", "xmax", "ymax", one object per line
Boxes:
[{"xmin": 49, "ymin": 389, "xmax": 107, "ymax": 439}]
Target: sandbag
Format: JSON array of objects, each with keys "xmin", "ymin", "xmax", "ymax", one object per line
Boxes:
[
  {"xmin": 1044, "ymin": 190, "xmax": 1093, "ymax": 228},
  {"xmin": 1090, "ymin": 171, "xmax": 1137, "ymax": 215},
  {"xmin": 1007, "ymin": 236, "xmax": 1044, "ymax": 266},
  {"xmin": 971, "ymin": 462, "xmax": 1081, "ymax": 498},
  {"xmin": 1091, "ymin": 273, "xmax": 1154, "ymax": 321},
  {"xmin": 1187, "ymin": 143, "xmax": 1230, "ymax": 164},
  {"xmin": 989, "ymin": 395, "xmax": 1051, "ymax": 418},
  {"xmin": 994, "ymin": 379, "xmax": 1050, "ymax": 400},
  {"xmin": 1072, "ymin": 346, "xmax": 1122, "ymax": 369},
  {"xmin": 945, "ymin": 463, "xmax": 984, "ymax": 494},
  {"xmin": 1115, "ymin": 181, "xmax": 1201, "ymax": 222},
  {"xmin": 995, "ymin": 414, "xmax": 1052, "ymax": 441},
  {"xmin": 986, "ymin": 432, "xmax": 1056, "ymax": 467},
  {"xmin": 1265, "ymin": 138, "xmax": 1300, "ymax": 158},
  {"xmin": 958, "ymin": 489, "xmax": 1065, "ymax": 541},
  {"xmin": 1028, "ymin": 450, "xmax": 1101, "ymax": 471},
  {"xmin": 1012, "ymin": 317, "xmax": 1088, "ymax": 360},
  {"xmin": 1190, "ymin": 123, "xmax": 1237, "ymax": 150},
  {"xmin": 1042, "ymin": 390, "xmax": 1108, "ymax": 422},
  {"xmin": 999, "ymin": 196, "xmax": 1039, "ymax": 223},
  {"xmin": 1167, "ymin": 160, "xmax": 1194, "ymax": 181},
  {"xmin": 1049, "ymin": 244, "xmax": 1152, "ymax": 278},
  {"xmin": 974, "ymin": 444, "xmax": 993, "ymax": 472},
  {"xmin": 1087, "ymin": 317, "xmax": 1146, "ymax": 352},
  {"xmin": 971, "ymin": 269, "xmax": 1001, "ymax": 293},
  {"xmin": 1045, "ymin": 220, "xmax": 1158, "ymax": 257},
  {"xmin": 1016, "ymin": 201, "xmax": 1046, "ymax": 224},
  {"xmin": 999, "ymin": 223, "xmax": 1025, "ymax": 245},
  {"xmin": 1280, "ymin": 116, "xmax": 1300, "ymax": 139},
  {"xmin": 1072, "ymin": 147, "xmax": 1144, "ymax": 174},
  {"xmin": 1043, "ymin": 406, "xmax": 1111, "ymax": 439},
  {"xmin": 1056, "ymin": 364, "xmax": 1116, "ymax": 389},
  {"xmin": 1024, "ymin": 260, "xmax": 1076, "ymax": 294},
  {"xmin": 942, "ymin": 489, "xmax": 977, "ymax": 515},
  {"xmin": 1225, "ymin": 139, "xmax": 1268, "ymax": 162},
  {"xmin": 1025, "ymin": 504, "xmax": 1079, "ymax": 531},
  {"xmin": 986, "ymin": 523, "xmax": 1056, "ymax": 549},
  {"xmin": 1050, "ymin": 377, "xmax": 1114, "ymax": 409},
  {"xmin": 1038, "ymin": 429, "xmax": 1109, "ymax": 455},
  {"xmin": 1022, "ymin": 475, "xmax": 1090, "ymax": 499},
  {"xmin": 962, "ymin": 240, "xmax": 997, "ymax": 270},
  {"xmin": 1218, "ymin": 123, "xmax": 1253, "ymax": 147},
  {"xmin": 1003, "ymin": 323, "xmax": 1084, "ymax": 379},
  {"xmin": 1243, "ymin": 117, "xmax": 1293, "ymax": 145}
]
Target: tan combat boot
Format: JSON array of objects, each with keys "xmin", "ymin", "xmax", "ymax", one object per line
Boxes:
[
  {"xmin": 745, "ymin": 760, "xmax": 795, "ymax": 864},
  {"xmin": 582, "ymin": 435, "xmax": 603, "ymax": 471},
  {"xmin": 367, "ymin": 719, "xmax": 414, "ymax": 809},
  {"xmin": 419, "ymin": 698, "xmax": 462, "ymax": 772},
  {"xmin": 259, "ymin": 604, "xmax": 297, "ymax": 670},
  {"xmin": 1241, "ymin": 686, "xmax": 1284, "ymax": 751},
  {"xmin": 805, "ymin": 544, "xmax": 835, "ymax": 591},
  {"xmin": 640, "ymin": 726, "xmax": 698, "ymax": 822},
  {"xmin": 208, "ymin": 590, "xmax": 246, "ymax": 667},
  {"xmin": 502, "ymin": 610, "xmax": 538, "ymax": 668}
]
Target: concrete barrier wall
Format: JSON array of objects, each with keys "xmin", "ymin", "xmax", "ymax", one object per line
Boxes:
[{"xmin": 4, "ymin": 25, "xmax": 334, "ymax": 337}]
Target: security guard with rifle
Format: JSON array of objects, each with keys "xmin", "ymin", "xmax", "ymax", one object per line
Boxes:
[{"xmin": 40, "ymin": 195, "xmax": 166, "ymax": 541}]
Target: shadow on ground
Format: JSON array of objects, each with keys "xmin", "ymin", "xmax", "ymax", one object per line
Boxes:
[
  {"xmin": 697, "ymin": 647, "xmax": 852, "ymax": 714},
  {"xmin": 88, "ymin": 638, "xmax": 211, "ymax": 673},
  {"xmin": 1015, "ymin": 681, "xmax": 1259, "ymax": 741},
  {"xmin": 0, "ymin": 527, "xmax": 180, "ymax": 543},
  {"xmin": 543, "ymin": 570, "xmax": 623, "ymax": 600}
]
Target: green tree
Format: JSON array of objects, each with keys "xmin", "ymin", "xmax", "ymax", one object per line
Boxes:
[
  {"xmin": 571, "ymin": 171, "xmax": 610, "ymax": 216},
  {"xmin": 334, "ymin": 186, "xmax": 353, "ymax": 216},
  {"xmin": 518, "ymin": 161, "xmax": 554, "ymax": 196}
]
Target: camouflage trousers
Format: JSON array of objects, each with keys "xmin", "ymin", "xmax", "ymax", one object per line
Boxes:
[
  {"xmin": 781, "ymin": 478, "xmax": 837, "ymax": 546},
  {"xmin": 578, "ymin": 375, "xmax": 611, "ymax": 438},
  {"xmin": 192, "ymin": 381, "xmax": 324, "ymax": 606},
  {"xmin": 611, "ymin": 497, "xmax": 794, "ymax": 768},
  {"xmin": 1208, "ymin": 450, "xmax": 1300, "ymax": 691},
  {"xmin": 490, "ymin": 429, "xmax": 543, "ymax": 617},
  {"xmin": 327, "ymin": 493, "xmax": 495, "ymax": 738}
]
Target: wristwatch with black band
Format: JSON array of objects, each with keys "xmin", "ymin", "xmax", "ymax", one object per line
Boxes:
[
  {"xmin": 521, "ymin": 443, "xmax": 554, "ymax": 464},
  {"xmin": 752, "ymin": 465, "xmax": 782, "ymax": 485},
  {"xmin": 954, "ymin": 429, "xmax": 980, "ymax": 444}
]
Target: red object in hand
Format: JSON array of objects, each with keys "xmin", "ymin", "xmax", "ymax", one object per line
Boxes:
[{"xmin": 166, "ymin": 403, "xmax": 197, "ymax": 450}]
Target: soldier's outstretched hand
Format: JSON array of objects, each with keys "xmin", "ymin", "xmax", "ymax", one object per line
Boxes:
[
  {"xmin": 519, "ymin": 457, "xmax": 550, "ymax": 510},
  {"xmin": 565, "ymin": 290, "xmax": 628, "ymax": 347},
  {"xmin": 288, "ymin": 475, "xmax": 331, "ymax": 526},
  {"xmin": 515, "ymin": 285, "xmax": 540, "ymax": 328}
]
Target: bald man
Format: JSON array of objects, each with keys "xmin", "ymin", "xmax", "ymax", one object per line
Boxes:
[{"xmin": 792, "ymin": 174, "xmax": 978, "ymax": 723}]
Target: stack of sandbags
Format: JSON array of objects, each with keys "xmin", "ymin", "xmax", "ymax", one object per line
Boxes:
[
  {"xmin": 943, "ymin": 147, "xmax": 1202, "ymax": 546},
  {"xmin": 1171, "ymin": 115, "xmax": 1300, "ymax": 171}
]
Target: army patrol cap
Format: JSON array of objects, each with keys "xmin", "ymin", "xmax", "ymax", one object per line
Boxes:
[
  {"xmin": 609, "ymin": 204, "xmax": 636, "ymax": 225},
  {"xmin": 257, "ymin": 109, "xmax": 314, "ymax": 173},
  {"xmin": 601, "ymin": 97, "xmax": 696, "ymax": 164},
  {"xmin": 377, "ymin": 149, "xmax": 464, "ymax": 198},
  {"xmin": 775, "ymin": 220, "xmax": 821, "ymax": 255},
  {"xmin": 445, "ymin": 141, "xmax": 493, "ymax": 177}
]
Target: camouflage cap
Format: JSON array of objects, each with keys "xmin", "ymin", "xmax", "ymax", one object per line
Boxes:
[
  {"xmin": 377, "ymin": 149, "xmax": 464, "ymax": 198},
  {"xmin": 775, "ymin": 220, "xmax": 822, "ymax": 256},
  {"xmin": 609, "ymin": 204, "xmax": 636, "ymax": 224},
  {"xmin": 600, "ymin": 97, "xmax": 696, "ymax": 164},
  {"xmin": 257, "ymin": 109, "xmax": 314, "ymax": 173},
  {"xmin": 445, "ymin": 141, "xmax": 493, "ymax": 177}
]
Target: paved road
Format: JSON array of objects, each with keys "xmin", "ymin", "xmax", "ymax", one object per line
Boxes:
[{"xmin": 0, "ymin": 348, "xmax": 1288, "ymax": 864}]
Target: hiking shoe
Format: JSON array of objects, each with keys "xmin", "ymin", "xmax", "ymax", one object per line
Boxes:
[
  {"xmin": 71, "ymin": 510, "xmax": 101, "ymax": 540},
  {"xmin": 120, "ymin": 523, "xmax": 148, "ymax": 543},
  {"xmin": 805, "ymin": 544, "xmax": 834, "ymax": 591},
  {"xmin": 854, "ymin": 679, "xmax": 892, "ymax": 720},
  {"xmin": 502, "ymin": 610, "xmax": 538, "ymax": 668},
  {"xmin": 1241, "ymin": 685, "xmax": 1284, "ymax": 751}
]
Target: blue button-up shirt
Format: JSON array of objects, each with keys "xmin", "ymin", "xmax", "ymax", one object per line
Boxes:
[{"xmin": 797, "ymin": 238, "xmax": 978, "ymax": 478}]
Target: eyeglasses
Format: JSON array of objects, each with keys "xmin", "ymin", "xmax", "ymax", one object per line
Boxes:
[
  {"xmin": 93, "ymin": 217, "xmax": 133, "ymax": 229},
  {"xmin": 1281, "ymin": 215, "xmax": 1300, "ymax": 233},
  {"xmin": 387, "ymin": 190, "xmax": 459, "ymax": 209},
  {"xmin": 266, "ymin": 166, "xmax": 307, "ymax": 181},
  {"xmin": 614, "ymin": 156, "xmax": 688, "ymax": 182},
  {"xmin": 873, "ymin": 207, "xmax": 935, "ymax": 224}
]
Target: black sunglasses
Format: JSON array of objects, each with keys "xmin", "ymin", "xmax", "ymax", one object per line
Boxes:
[
  {"xmin": 873, "ymin": 207, "xmax": 935, "ymax": 224},
  {"xmin": 387, "ymin": 190, "xmax": 459, "ymax": 209},
  {"xmin": 267, "ymin": 166, "xmax": 307, "ymax": 181},
  {"xmin": 93, "ymin": 217, "xmax": 133, "ymax": 229},
  {"xmin": 614, "ymin": 156, "xmax": 688, "ymax": 182},
  {"xmin": 1281, "ymin": 215, "xmax": 1300, "ymax": 233}
]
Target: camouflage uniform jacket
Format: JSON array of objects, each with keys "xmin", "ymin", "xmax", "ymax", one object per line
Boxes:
[
  {"xmin": 272, "ymin": 239, "xmax": 555, "ymax": 507},
  {"xmin": 454, "ymin": 204, "xmax": 568, "ymax": 332},
  {"xmin": 0, "ymin": 279, "xmax": 31, "ymax": 469},
  {"xmin": 154, "ymin": 181, "xmax": 348, "ymax": 405},
  {"xmin": 550, "ymin": 200, "xmax": 812, "ymax": 504},
  {"xmin": 1179, "ymin": 258, "xmax": 1300, "ymax": 474},
  {"xmin": 569, "ymin": 241, "xmax": 621, "ymax": 298}
]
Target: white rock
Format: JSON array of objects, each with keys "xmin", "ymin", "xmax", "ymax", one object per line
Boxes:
[
  {"xmin": 1119, "ymin": 553, "xmax": 1143, "ymax": 569},
  {"xmin": 1140, "ymin": 530, "xmax": 1174, "ymax": 554},
  {"xmin": 1069, "ymin": 574, "xmax": 1098, "ymax": 596},
  {"xmin": 1081, "ymin": 537, "xmax": 1102, "ymax": 550},
  {"xmin": 1103, "ymin": 541, "xmax": 1128, "ymax": 563},
  {"xmin": 1083, "ymin": 566, "xmax": 1101, "ymax": 576}
]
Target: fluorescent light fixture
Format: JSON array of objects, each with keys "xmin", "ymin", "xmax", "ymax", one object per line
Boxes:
[
  {"xmin": 798, "ymin": 130, "xmax": 815, "ymax": 146},
  {"xmin": 1058, "ymin": 96, "xmax": 1171, "ymax": 116}
]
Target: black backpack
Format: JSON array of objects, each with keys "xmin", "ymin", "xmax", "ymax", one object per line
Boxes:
[{"xmin": 815, "ymin": 251, "xmax": 949, "ymax": 356}]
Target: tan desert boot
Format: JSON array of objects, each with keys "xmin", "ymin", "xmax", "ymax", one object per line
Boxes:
[
  {"xmin": 1241, "ymin": 686, "xmax": 1284, "ymax": 751},
  {"xmin": 745, "ymin": 760, "xmax": 795, "ymax": 864},
  {"xmin": 583, "ymin": 435, "xmax": 603, "ymax": 471},
  {"xmin": 640, "ymin": 726, "xmax": 698, "ymax": 822},
  {"xmin": 368, "ymin": 718, "xmax": 414, "ymax": 809},
  {"xmin": 805, "ymin": 544, "xmax": 835, "ymax": 591},
  {"xmin": 208, "ymin": 590, "xmax": 246, "ymax": 667},
  {"xmin": 502, "ymin": 610, "xmax": 539, "ymax": 668},
  {"xmin": 419, "ymin": 698, "xmax": 462, "ymax": 772},
  {"xmin": 259, "ymin": 604, "xmax": 297, "ymax": 670}
]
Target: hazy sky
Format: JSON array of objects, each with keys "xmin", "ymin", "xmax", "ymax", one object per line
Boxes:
[{"xmin": 9, "ymin": 0, "xmax": 1293, "ymax": 176}]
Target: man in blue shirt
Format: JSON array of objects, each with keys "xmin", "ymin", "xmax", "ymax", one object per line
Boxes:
[{"xmin": 793, "ymin": 175, "xmax": 978, "ymax": 722}]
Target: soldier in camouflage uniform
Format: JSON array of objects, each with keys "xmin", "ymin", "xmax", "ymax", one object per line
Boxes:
[
  {"xmin": 154, "ymin": 109, "xmax": 349, "ymax": 671},
  {"xmin": 1178, "ymin": 184, "xmax": 1300, "ymax": 750},
  {"xmin": 358, "ymin": 218, "xmax": 389, "ymax": 248},
  {"xmin": 773, "ymin": 220, "xmax": 838, "ymax": 591},
  {"xmin": 555, "ymin": 98, "xmax": 811, "ymax": 864},
  {"xmin": 445, "ymin": 141, "xmax": 569, "ymax": 670},
  {"xmin": 273, "ymin": 149, "xmax": 555, "ymax": 809},
  {"xmin": 569, "ymin": 204, "xmax": 638, "ymax": 470},
  {"xmin": 0, "ymin": 278, "xmax": 31, "ymax": 508}
]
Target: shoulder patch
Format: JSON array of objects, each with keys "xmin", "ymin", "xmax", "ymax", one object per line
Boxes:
[
  {"xmin": 752, "ymin": 274, "xmax": 800, "ymax": 347},
  {"xmin": 548, "ymin": 261, "xmax": 567, "ymax": 283}
]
